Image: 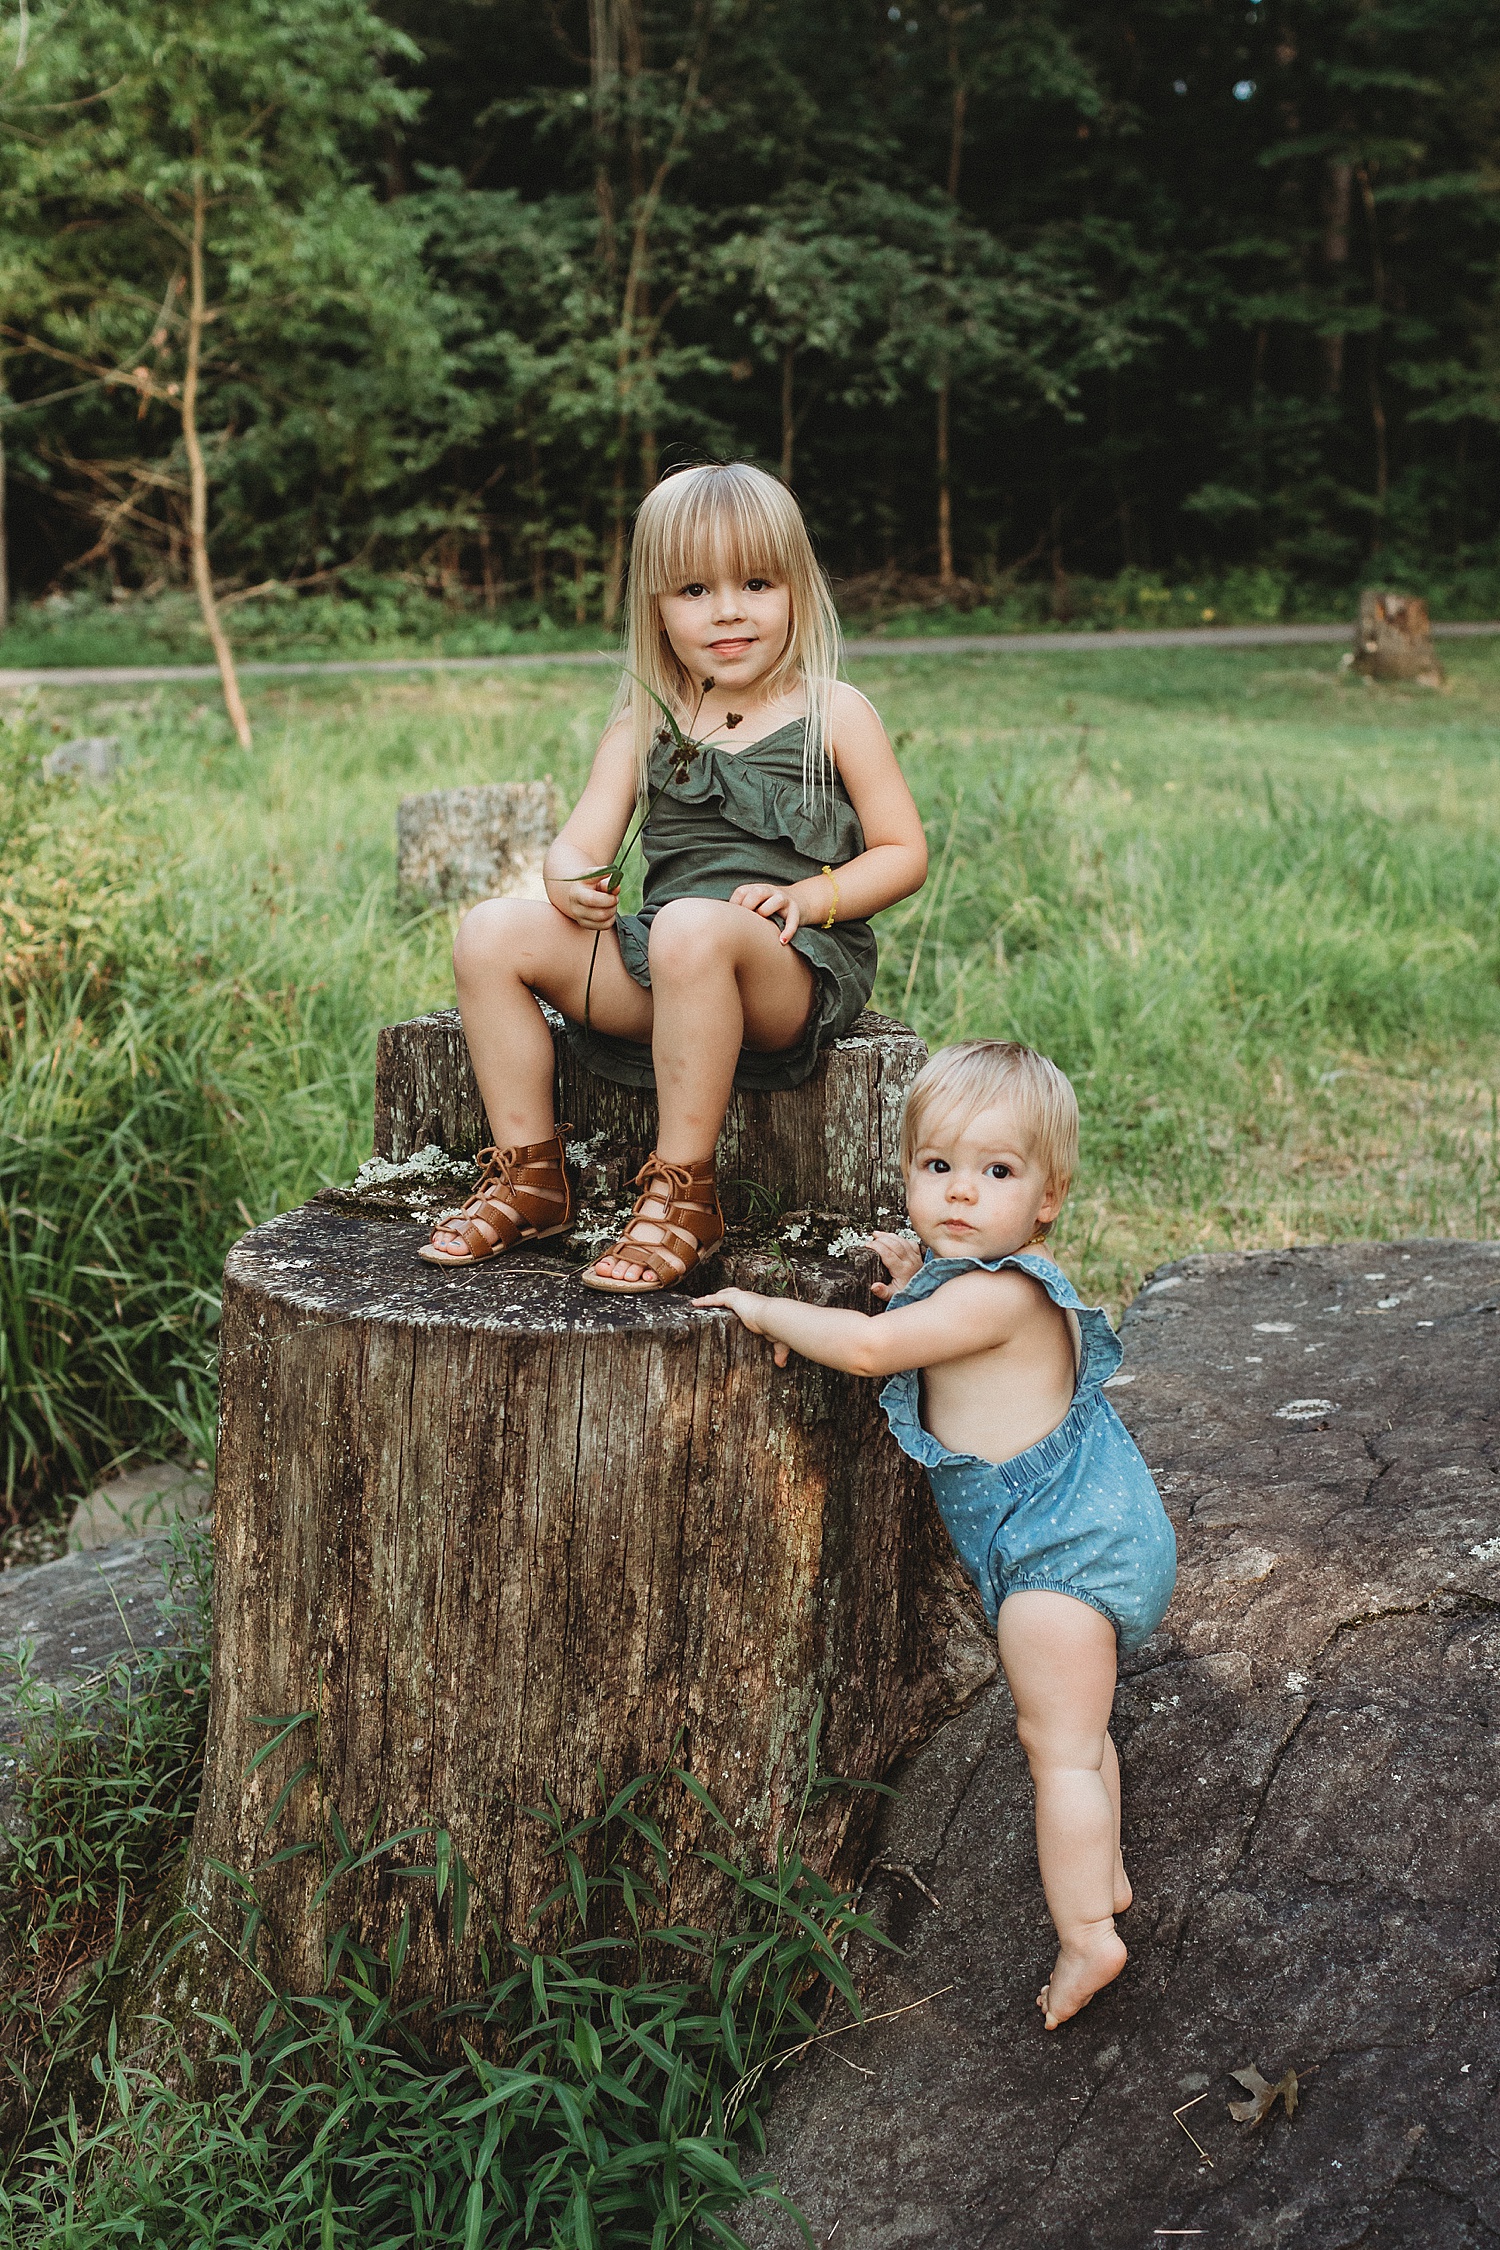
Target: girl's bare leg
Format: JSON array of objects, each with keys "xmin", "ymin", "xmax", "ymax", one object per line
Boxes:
[
  {"xmin": 590, "ymin": 898, "xmax": 814, "ymax": 1284},
  {"xmin": 996, "ymin": 1589, "xmax": 1127, "ymax": 2031},
  {"xmin": 427, "ymin": 897, "xmax": 653, "ymax": 1257}
]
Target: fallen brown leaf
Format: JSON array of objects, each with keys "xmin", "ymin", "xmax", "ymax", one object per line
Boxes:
[{"xmin": 1228, "ymin": 2062, "xmax": 1299, "ymax": 2126}]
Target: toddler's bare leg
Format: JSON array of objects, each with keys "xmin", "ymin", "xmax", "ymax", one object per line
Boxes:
[
  {"xmin": 1102, "ymin": 1731, "xmax": 1132, "ymax": 1912},
  {"xmin": 997, "ymin": 1589, "xmax": 1127, "ymax": 2031},
  {"xmin": 428, "ymin": 898, "xmax": 652, "ymax": 1257}
]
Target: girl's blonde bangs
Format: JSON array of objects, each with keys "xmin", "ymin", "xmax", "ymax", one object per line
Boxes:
[
  {"xmin": 633, "ymin": 468, "xmax": 804, "ymax": 594},
  {"xmin": 614, "ymin": 463, "xmax": 844, "ymax": 800}
]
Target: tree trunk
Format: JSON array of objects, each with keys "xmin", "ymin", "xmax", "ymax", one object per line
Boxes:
[
  {"xmin": 0, "ymin": 339, "xmax": 10, "ymax": 636},
  {"xmin": 934, "ymin": 11, "xmax": 965, "ymax": 593},
  {"xmin": 0, "ymin": 394, "xmax": 8, "ymax": 638},
  {"xmin": 1368, "ymin": 362, "xmax": 1388, "ymax": 527},
  {"xmin": 1356, "ymin": 165, "xmax": 1388, "ymax": 538},
  {"xmin": 781, "ymin": 347, "xmax": 796, "ymax": 483},
  {"xmin": 604, "ymin": 446, "xmax": 627, "ymax": 626},
  {"xmin": 1107, "ymin": 372, "xmax": 1133, "ymax": 568},
  {"xmin": 936, "ymin": 378, "xmax": 954, "ymax": 590},
  {"xmin": 526, "ymin": 432, "xmax": 547, "ymax": 603},
  {"xmin": 1318, "ymin": 157, "xmax": 1352, "ymax": 396},
  {"xmin": 183, "ymin": 169, "xmax": 251, "ymax": 751},
  {"xmin": 185, "ymin": 1005, "xmax": 992, "ymax": 2014},
  {"xmin": 1048, "ymin": 473, "xmax": 1071, "ymax": 621}
]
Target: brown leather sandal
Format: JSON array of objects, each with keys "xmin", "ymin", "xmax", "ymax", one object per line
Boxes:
[
  {"xmin": 417, "ymin": 1128, "xmax": 574, "ymax": 1268},
  {"xmin": 580, "ymin": 1154, "xmax": 724, "ymax": 1295}
]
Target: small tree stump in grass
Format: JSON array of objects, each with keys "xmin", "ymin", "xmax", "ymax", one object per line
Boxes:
[
  {"xmin": 1351, "ymin": 590, "xmax": 1445, "ymax": 685},
  {"xmin": 396, "ymin": 781, "xmax": 559, "ymax": 910},
  {"xmin": 187, "ymin": 1195, "xmax": 994, "ymax": 2008},
  {"xmin": 373, "ymin": 1006, "xmax": 926, "ymax": 1225}
]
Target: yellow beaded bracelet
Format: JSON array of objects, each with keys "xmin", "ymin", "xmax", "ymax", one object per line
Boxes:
[{"xmin": 821, "ymin": 864, "xmax": 839, "ymax": 928}]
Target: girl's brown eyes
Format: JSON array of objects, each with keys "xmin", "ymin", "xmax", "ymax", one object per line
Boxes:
[{"xmin": 677, "ymin": 580, "xmax": 772, "ymax": 596}]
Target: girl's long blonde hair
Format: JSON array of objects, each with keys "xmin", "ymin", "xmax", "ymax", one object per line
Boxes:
[{"xmin": 611, "ymin": 462, "xmax": 843, "ymax": 798}]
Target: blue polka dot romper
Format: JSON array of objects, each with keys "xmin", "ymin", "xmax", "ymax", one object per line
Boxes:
[{"xmin": 879, "ymin": 1250, "xmax": 1176, "ymax": 1652}]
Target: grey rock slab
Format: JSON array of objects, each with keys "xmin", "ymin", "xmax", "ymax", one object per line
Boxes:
[
  {"xmin": 70, "ymin": 1461, "xmax": 211, "ymax": 1551},
  {"xmin": 41, "ymin": 733, "xmax": 121, "ymax": 781},
  {"xmin": 0, "ymin": 1535, "xmax": 187, "ymax": 1810},
  {"xmin": 744, "ymin": 1239, "xmax": 1500, "ymax": 2250}
]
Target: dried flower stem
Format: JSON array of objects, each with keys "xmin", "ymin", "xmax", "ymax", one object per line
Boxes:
[{"xmin": 581, "ymin": 670, "xmax": 720, "ymax": 1035}]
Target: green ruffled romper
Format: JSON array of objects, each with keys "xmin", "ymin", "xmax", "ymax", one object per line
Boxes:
[{"xmin": 559, "ymin": 716, "xmax": 878, "ymax": 1094}]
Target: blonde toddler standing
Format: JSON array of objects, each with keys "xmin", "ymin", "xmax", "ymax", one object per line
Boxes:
[{"xmin": 696, "ymin": 1040, "xmax": 1176, "ymax": 2028}]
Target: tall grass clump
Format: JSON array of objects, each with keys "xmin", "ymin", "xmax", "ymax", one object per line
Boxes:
[{"xmin": 0, "ymin": 707, "xmax": 449, "ymax": 1515}]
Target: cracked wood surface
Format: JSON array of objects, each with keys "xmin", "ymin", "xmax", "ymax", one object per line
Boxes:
[
  {"xmin": 190, "ymin": 1204, "xmax": 995, "ymax": 2007},
  {"xmin": 742, "ymin": 1238, "xmax": 1500, "ymax": 2250}
]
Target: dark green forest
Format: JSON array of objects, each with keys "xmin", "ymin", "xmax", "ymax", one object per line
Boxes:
[{"xmin": 3, "ymin": 0, "xmax": 1500, "ymax": 628}]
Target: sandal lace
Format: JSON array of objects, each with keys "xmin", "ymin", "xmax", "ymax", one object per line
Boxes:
[
  {"xmin": 630, "ymin": 1156, "xmax": 699, "ymax": 1201},
  {"xmin": 466, "ymin": 1143, "xmax": 518, "ymax": 1213}
]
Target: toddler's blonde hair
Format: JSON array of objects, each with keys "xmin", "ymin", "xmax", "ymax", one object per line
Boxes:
[
  {"xmin": 612, "ymin": 462, "xmax": 842, "ymax": 798},
  {"xmin": 901, "ymin": 1041, "xmax": 1080, "ymax": 1208}
]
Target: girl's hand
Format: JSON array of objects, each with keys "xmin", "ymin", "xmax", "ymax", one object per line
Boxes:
[
  {"xmin": 547, "ymin": 874, "xmax": 620, "ymax": 929},
  {"xmin": 729, "ymin": 881, "xmax": 807, "ymax": 946},
  {"xmin": 869, "ymin": 1229, "xmax": 923, "ymax": 1301},
  {"xmin": 692, "ymin": 1287, "xmax": 792, "ymax": 1365}
]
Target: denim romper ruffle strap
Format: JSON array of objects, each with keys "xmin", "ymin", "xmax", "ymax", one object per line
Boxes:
[{"xmin": 879, "ymin": 1250, "xmax": 1176, "ymax": 1651}]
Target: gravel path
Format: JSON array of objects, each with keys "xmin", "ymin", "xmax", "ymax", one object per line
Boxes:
[{"xmin": 3, "ymin": 617, "xmax": 1497, "ymax": 691}]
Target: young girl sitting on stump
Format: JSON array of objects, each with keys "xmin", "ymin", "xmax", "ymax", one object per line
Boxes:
[
  {"xmin": 419, "ymin": 461, "xmax": 927, "ymax": 1291},
  {"xmin": 696, "ymin": 1041, "xmax": 1178, "ymax": 2029}
]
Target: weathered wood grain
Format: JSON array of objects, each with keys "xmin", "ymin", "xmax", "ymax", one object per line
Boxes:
[
  {"xmin": 373, "ymin": 1007, "xmax": 926, "ymax": 1223},
  {"xmin": 190, "ymin": 1203, "xmax": 993, "ymax": 2006}
]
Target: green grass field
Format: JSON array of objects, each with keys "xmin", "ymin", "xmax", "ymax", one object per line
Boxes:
[{"xmin": 3, "ymin": 641, "xmax": 1497, "ymax": 1514}]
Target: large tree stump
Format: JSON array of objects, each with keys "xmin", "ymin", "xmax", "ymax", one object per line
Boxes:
[
  {"xmin": 374, "ymin": 1006, "xmax": 926, "ymax": 1224},
  {"xmin": 1352, "ymin": 588, "xmax": 1445, "ymax": 685},
  {"xmin": 188, "ymin": 1202, "xmax": 993, "ymax": 2005},
  {"xmin": 185, "ymin": 1008, "xmax": 990, "ymax": 2011}
]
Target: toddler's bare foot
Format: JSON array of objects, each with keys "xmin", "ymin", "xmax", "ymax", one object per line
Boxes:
[
  {"xmin": 1114, "ymin": 1855, "xmax": 1132, "ymax": 1915},
  {"xmin": 1036, "ymin": 1922, "xmax": 1127, "ymax": 2030}
]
